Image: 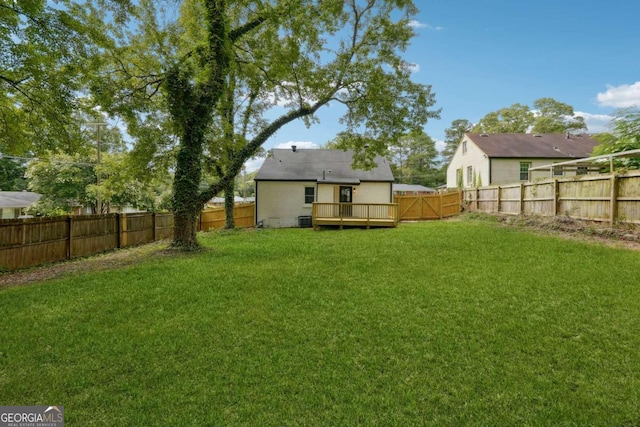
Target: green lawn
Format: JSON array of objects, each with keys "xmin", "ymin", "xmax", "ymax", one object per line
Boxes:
[{"xmin": 1, "ymin": 221, "xmax": 639, "ymax": 425}]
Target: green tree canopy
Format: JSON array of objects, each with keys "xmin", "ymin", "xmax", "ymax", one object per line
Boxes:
[
  {"xmin": 82, "ymin": 0, "xmax": 440, "ymax": 249},
  {"xmin": 388, "ymin": 130, "xmax": 442, "ymax": 187},
  {"xmin": 531, "ymin": 97, "xmax": 587, "ymax": 134},
  {"xmin": 472, "ymin": 103, "xmax": 534, "ymax": 134},
  {"xmin": 593, "ymin": 108, "xmax": 640, "ymax": 170},
  {"xmin": 0, "ymin": 0, "xmax": 95, "ymax": 155},
  {"xmin": 472, "ymin": 98, "xmax": 587, "ymax": 135},
  {"xmin": 442, "ymin": 119, "xmax": 472, "ymax": 164}
]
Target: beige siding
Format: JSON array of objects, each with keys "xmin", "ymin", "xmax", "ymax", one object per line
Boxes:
[
  {"xmin": 490, "ymin": 158, "xmax": 583, "ymax": 185},
  {"xmin": 257, "ymin": 181, "xmax": 392, "ymax": 228},
  {"xmin": 446, "ymin": 135, "xmax": 490, "ymax": 188},
  {"xmin": 256, "ymin": 181, "xmax": 315, "ymax": 228}
]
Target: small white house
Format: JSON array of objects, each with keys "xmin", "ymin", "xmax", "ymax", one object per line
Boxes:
[
  {"xmin": 254, "ymin": 147, "xmax": 394, "ymax": 228},
  {"xmin": 446, "ymin": 133, "xmax": 600, "ymax": 188},
  {"xmin": 0, "ymin": 191, "xmax": 41, "ymax": 219}
]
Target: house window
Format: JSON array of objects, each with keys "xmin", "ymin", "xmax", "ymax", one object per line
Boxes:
[
  {"xmin": 553, "ymin": 166, "xmax": 563, "ymax": 176},
  {"xmin": 520, "ymin": 162, "xmax": 531, "ymax": 181},
  {"xmin": 456, "ymin": 168, "xmax": 463, "ymax": 187},
  {"xmin": 577, "ymin": 166, "xmax": 588, "ymax": 175},
  {"xmin": 466, "ymin": 166, "xmax": 473, "ymax": 186},
  {"xmin": 304, "ymin": 187, "xmax": 315, "ymax": 204},
  {"xmin": 462, "ymin": 141, "xmax": 468, "ymax": 154}
]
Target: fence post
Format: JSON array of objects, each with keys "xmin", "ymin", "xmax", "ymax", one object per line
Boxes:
[
  {"xmin": 553, "ymin": 179, "xmax": 559, "ymax": 216},
  {"xmin": 116, "ymin": 213, "xmax": 121, "ymax": 248},
  {"xmin": 497, "ymin": 186, "xmax": 501, "ymax": 213},
  {"xmin": 152, "ymin": 212, "xmax": 157, "ymax": 241},
  {"xmin": 475, "ymin": 187, "xmax": 479, "ymax": 211},
  {"xmin": 519, "ymin": 183, "xmax": 524, "ymax": 214},
  {"xmin": 610, "ymin": 173, "xmax": 618, "ymax": 226},
  {"xmin": 121, "ymin": 213, "xmax": 127, "ymax": 247},
  {"xmin": 67, "ymin": 216, "xmax": 73, "ymax": 260}
]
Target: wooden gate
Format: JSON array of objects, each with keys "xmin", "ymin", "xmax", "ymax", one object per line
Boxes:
[{"xmin": 394, "ymin": 192, "xmax": 461, "ymax": 221}]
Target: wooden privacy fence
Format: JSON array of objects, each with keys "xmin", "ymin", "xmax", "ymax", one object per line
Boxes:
[
  {"xmin": 0, "ymin": 204, "xmax": 256, "ymax": 271},
  {"xmin": 200, "ymin": 203, "xmax": 255, "ymax": 231},
  {"xmin": 0, "ymin": 213, "xmax": 174, "ymax": 271},
  {"xmin": 394, "ymin": 191, "xmax": 461, "ymax": 221},
  {"xmin": 462, "ymin": 171, "xmax": 640, "ymax": 224}
]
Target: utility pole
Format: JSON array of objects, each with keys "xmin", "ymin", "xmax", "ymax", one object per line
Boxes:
[{"xmin": 86, "ymin": 121, "xmax": 106, "ymax": 214}]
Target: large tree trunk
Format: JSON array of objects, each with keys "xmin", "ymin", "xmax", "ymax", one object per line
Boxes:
[
  {"xmin": 167, "ymin": 0, "xmax": 230, "ymax": 250},
  {"xmin": 223, "ymin": 178, "xmax": 235, "ymax": 229},
  {"xmin": 172, "ymin": 127, "xmax": 206, "ymax": 250}
]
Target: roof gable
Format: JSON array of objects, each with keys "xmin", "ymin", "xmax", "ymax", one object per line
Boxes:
[
  {"xmin": 255, "ymin": 149, "xmax": 394, "ymax": 182},
  {"xmin": 0, "ymin": 191, "xmax": 41, "ymax": 209},
  {"xmin": 466, "ymin": 133, "xmax": 599, "ymax": 159}
]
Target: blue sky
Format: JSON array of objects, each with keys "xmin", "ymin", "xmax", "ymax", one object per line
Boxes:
[{"xmin": 248, "ymin": 0, "xmax": 640, "ymax": 170}]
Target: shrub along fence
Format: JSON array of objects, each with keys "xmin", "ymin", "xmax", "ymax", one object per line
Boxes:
[
  {"xmin": 0, "ymin": 204, "xmax": 256, "ymax": 271},
  {"xmin": 462, "ymin": 171, "xmax": 640, "ymax": 225}
]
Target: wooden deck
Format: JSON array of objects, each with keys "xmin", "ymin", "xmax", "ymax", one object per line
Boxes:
[{"xmin": 312, "ymin": 203, "xmax": 398, "ymax": 229}]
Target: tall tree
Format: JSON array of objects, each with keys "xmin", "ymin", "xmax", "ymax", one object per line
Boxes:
[
  {"xmin": 472, "ymin": 103, "xmax": 534, "ymax": 133},
  {"xmin": 0, "ymin": 158, "xmax": 28, "ymax": 191},
  {"xmin": 531, "ymin": 97, "xmax": 587, "ymax": 134},
  {"xmin": 388, "ymin": 130, "xmax": 441, "ymax": 187},
  {"xmin": 0, "ymin": 0, "xmax": 93, "ymax": 155},
  {"xmin": 84, "ymin": 0, "xmax": 440, "ymax": 249},
  {"xmin": 593, "ymin": 108, "xmax": 640, "ymax": 170},
  {"xmin": 442, "ymin": 119, "xmax": 472, "ymax": 163}
]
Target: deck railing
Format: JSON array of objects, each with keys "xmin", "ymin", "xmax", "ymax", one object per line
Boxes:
[{"xmin": 312, "ymin": 203, "xmax": 398, "ymax": 228}]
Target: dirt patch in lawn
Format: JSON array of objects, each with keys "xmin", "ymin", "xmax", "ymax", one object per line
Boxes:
[
  {"xmin": 458, "ymin": 212, "xmax": 640, "ymax": 251},
  {"xmin": 0, "ymin": 241, "xmax": 174, "ymax": 289}
]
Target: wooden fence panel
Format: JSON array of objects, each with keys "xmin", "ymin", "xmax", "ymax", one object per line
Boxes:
[
  {"xmin": 394, "ymin": 192, "xmax": 461, "ymax": 221},
  {"xmin": 464, "ymin": 170, "xmax": 640, "ymax": 224},
  {"xmin": 71, "ymin": 215, "xmax": 119, "ymax": 258},
  {"xmin": 523, "ymin": 182, "xmax": 555, "ymax": 216},
  {"xmin": 200, "ymin": 203, "xmax": 255, "ymax": 231},
  {"xmin": 0, "ymin": 217, "xmax": 70, "ymax": 270},
  {"xmin": 122, "ymin": 213, "xmax": 155, "ymax": 247},
  {"xmin": 477, "ymin": 187, "xmax": 499, "ymax": 212},
  {"xmin": 155, "ymin": 213, "xmax": 174, "ymax": 240},
  {"xmin": 618, "ymin": 175, "xmax": 640, "ymax": 224},
  {"xmin": 499, "ymin": 185, "xmax": 521, "ymax": 215}
]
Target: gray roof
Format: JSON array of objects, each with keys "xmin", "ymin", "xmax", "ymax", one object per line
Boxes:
[
  {"xmin": 0, "ymin": 191, "xmax": 41, "ymax": 209},
  {"xmin": 255, "ymin": 149, "xmax": 394, "ymax": 182},
  {"xmin": 393, "ymin": 184, "xmax": 435, "ymax": 193},
  {"xmin": 467, "ymin": 133, "xmax": 599, "ymax": 159}
]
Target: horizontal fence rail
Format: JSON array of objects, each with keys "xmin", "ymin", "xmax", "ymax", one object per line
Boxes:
[{"xmin": 462, "ymin": 171, "xmax": 640, "ymax": 225}]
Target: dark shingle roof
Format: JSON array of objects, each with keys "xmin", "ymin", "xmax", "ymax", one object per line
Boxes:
[
  {"xmin": 255, "ymin": 149, "xmax": 394, "ymax": 182},
  {"xmin": 0, "ymin": 191, "xmax": 41, "ymax": 209},
  {"xmin": 467, "ymin": 133, "xmax": 599, "ymax": 159}
]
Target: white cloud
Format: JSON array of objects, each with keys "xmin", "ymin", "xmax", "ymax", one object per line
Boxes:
[
  {"xmin": 435, "ymin": 139, "xmax": 446, "ymax": 153},
  {"xmin": 408, "ymin": 20, "xmax": 443, "ymax": 30},
  {"xmin": 574, "ymin": 111, "xmax": 613, "ymax": 133},
  {"xmin": 274, "ymin": 141, "xmax": 320, "ymax": 150},
  {"xmin": 244, "ymin": 157, "xmax": 264, "ymax": 173},
  {"xmin": 596, "ymin": 82, "xmax": 640, "ymax": 108}
]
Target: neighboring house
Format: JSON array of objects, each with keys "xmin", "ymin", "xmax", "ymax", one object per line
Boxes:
[
  {"xmin": 207, "ymin": 196, "xmax": 255, "ymax": 207},
  {"xmin": 446, "ymin": 133, "xmax": 600, "ymax": 188},
  {"xmin": 254, "ymin": 147, "xmax": 394, "ymax": 228},
  {"xmin": 393, "ymin": 183, "xmax": 436, "ymax": 195},
  {"xmin": 0, "ymin": 191, "xmax": 41, "ymax": 219}
]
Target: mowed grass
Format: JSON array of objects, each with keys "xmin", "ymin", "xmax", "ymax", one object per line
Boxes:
[{"xmin": 1, "ymin": 221, "xmax": 640, "ymax": 426}]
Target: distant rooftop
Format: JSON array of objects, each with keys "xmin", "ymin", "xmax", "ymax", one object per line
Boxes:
[
  {"xmin": 466, "ymin": 133, "xmax": 599, "ymax": 159},
  {"xmin": 0, "ymin": 191, "xmax": 41, "ymax": 209},
  {"xmin": 255, "ymin": 148, "xmax": 394, "ymax": 182}
]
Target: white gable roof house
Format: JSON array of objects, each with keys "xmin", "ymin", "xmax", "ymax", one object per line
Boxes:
[
  {"xmin": 446, "ymin": 133, "xmax": 600, "ymax": 188},
  {"xmin": 0, "ymin": 191, "xmax": 41, "ymax": 219},
  {"xmin": 254, "ymin": 147, "xmax": 394, "ymax": 228}
]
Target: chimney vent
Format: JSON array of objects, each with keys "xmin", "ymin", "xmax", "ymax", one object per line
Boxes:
[{"xmin": 291, "ymin": 145, "xmax": 297, "ymax": 152}]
